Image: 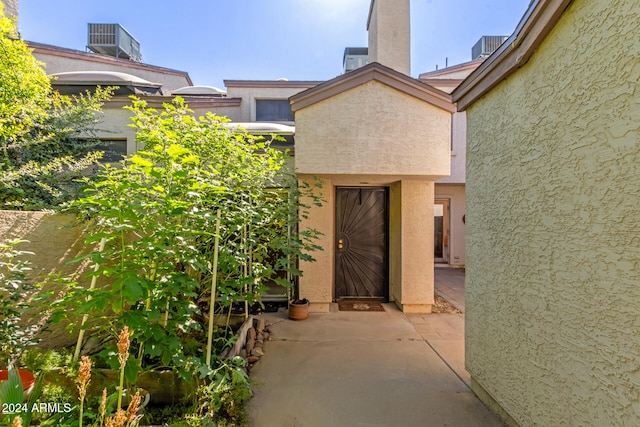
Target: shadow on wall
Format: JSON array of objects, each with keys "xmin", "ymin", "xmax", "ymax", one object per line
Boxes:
[{"xmin": 1, "ymin": 211, "xmax": 92, "ymax": 348}]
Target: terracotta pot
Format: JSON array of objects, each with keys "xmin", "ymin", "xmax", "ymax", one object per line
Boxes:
[
  {"xmin": 289, "ymin": 299, "xmax": 310, "ymax": 320},
  {"xmin": 0, "ymin": 369, "xmax": 36, "ymax": 392}
]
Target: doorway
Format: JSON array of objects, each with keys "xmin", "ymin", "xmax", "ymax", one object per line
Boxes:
[
  {"xmin": 434, "ymin": 199, "xmax": 450, "ymax": 263},
  {"xmin": 335, "ymin": 187, "xmax": 388, "ymax": 301}
]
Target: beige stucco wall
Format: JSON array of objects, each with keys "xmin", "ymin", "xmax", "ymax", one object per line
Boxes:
[
  {"xmin": 464, "ymin": 0, "xmax": 640, "ymax": 425},
  {"xmin": 393, "ymin": 179, "xmax": 434, "ymax": 312},
  {"xmin": 295, "ymin": 80, "xmax": 451, "ymax": 178},
  {"xmin": 437, "ymin": 111, "xmax": 465, "ymax": 184}
]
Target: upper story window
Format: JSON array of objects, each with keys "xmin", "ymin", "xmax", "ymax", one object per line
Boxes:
[{"xmin": 255, "ymin": 99, "xmax": 293, "ymax": 122}]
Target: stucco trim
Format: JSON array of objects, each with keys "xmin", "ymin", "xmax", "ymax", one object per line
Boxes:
[
  {"xmin": 452, "ymin": 0, "xmax": 573, "ymax": 111},
  {"xmin": 28, "ymin": 41, "xmax": 194, "ymax": 85},
  {"xmin": 290, "ymin": 62, "xmax": 455, "ymax": 113}
]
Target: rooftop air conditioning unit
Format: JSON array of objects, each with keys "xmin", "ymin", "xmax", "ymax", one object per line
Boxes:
[
  {"xmin": 87, "ymin": 23, "xmax": 142, "ymax": 62},
  {"xmin": 472, "ymin": 35, "xmax": 508, "ymax": 60}
]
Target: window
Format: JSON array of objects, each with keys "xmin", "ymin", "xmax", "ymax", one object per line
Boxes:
[
  {"xmin": 95, "ymin": 139, "xmax": 127, "ymax": 163},
  {"xmin": 255, "ymin": 100, "xmax": 293, "ymax": 122}
]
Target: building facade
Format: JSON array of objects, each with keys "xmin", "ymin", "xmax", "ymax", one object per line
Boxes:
[{"xmin": 19, "ymin": 0, "xmax": 470, "ymax": 313}]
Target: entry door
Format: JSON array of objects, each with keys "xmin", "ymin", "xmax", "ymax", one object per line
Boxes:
[
  {"xmin": 335, "ymin": 187, "xmax": 388, "ymax": 301},
  {"xmin": 434, "ymin": 199, "xmax": 450, "ymax": 263}
]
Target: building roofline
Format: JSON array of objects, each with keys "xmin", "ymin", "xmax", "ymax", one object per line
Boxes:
[
  {"xmin": 418, "ymin": 79, "xmax": 465, "ymax": 92},
  {"xmin": 27, "ymin": 41, "xmax": 194, "ymax": 86},
  {"xmin": 290, "ymin": 61, "xmax": 455, "ymax": 113},
  {"xmin": 418, "ymin": 58, "xmax": 485, "ymax": 79},
  {"xmin": 452, "ymin": 0, "xmax": 573, "ymax": 111},
  {"xmin": 105, "ymin": 95, "xmax": 242, "ymax": 109},
  {"xmin": 223, "ymin": 80, "xmax": 323, "ymax": 89}
]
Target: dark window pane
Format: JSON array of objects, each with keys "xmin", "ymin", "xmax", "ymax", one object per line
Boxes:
[
  {"xmin": 95, "ymin": 140, "xmax": 127, "ymax": 163},
  {"xmin": 256, "ymin": 100, "xmax": 293, "ymax": 122}
]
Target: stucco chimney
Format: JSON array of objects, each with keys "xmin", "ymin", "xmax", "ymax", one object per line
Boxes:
[
  {"xmin": 1, "ymin": 0, "xmax": 19, "ymax": 20},
  {"xmin": 367, "ymin": 0, "xmax": 411, "ymax": 75}
]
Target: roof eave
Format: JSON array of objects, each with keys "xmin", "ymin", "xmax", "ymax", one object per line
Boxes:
[
  {"xmin": 223, "ymin": 80, "xmax": 323, "ymax": 89},
  {"xmin": 28, "ymin": 41, "xmax": 194, "ymax": 86},
  {"xmin": 290, "ymin": 62, "xmax": 455, "ymax": 114},
  {"xmin": 50, "ymin": 80, "xmax": 163, "ymax": 89},
  {"xmin": 452, "ymin": 0, "xmax": 573, "ymax": 111}
]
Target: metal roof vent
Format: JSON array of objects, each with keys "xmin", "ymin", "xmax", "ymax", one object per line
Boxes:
[
  {"xmin": 87, "ymin": 23, "xmax": 142, "ymax": 62},
  {"xmin": 472, "ymin": 36, "xmax": 508, "ymax": 60}
]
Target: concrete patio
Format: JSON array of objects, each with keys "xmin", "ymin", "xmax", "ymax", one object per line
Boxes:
[{"xmin": 247, "ymin": 267, "xmax": 501, "ymax": 426}]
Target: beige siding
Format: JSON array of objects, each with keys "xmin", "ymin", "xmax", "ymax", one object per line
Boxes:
[{"xmin": 465, "ymin": 0, "xmax": 640, "ymax": 425}]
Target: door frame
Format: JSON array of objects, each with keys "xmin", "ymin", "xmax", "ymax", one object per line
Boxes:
[{"xmin": 334, "ymin": 186, "xmax": 389, "ymax": 301}]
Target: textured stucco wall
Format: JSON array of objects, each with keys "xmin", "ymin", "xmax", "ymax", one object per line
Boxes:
[
  {"xmin": 297, "ymin": 175, "xmax": 335, "ymax": 312},
  {"xmin": 465, "ymin": 0, "xmax": 640, "ymax": 425},
  {"xmin": 396, "ymin": 179, "xmax": 434, "ymax": 312},
  {"xmin": 295, "ymin": 80, "xmax": 451, "ymax": 178}
]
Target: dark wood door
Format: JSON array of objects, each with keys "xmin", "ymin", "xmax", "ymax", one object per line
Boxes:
[{"xmin": 335, "ymin": 187, "xmax": 388, "ymax": 301}]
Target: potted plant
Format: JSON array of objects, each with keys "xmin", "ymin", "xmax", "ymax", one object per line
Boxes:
[
  {"xmin": 0, "ymin": 368, "xmax": 36, "ymax": 394},
  {"xmin": 288, "ymin": 298, "xmax": 310, "ymax": 320}
]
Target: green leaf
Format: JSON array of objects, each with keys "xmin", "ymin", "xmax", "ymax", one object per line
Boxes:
[
  {"xmin": 166, "ymin": 143, "xmax": 190, "ymax": 158},
  {"xmin": 0, "ymin": 367, "xmax": 24, "ymax": 408},
  {"xmin": 128, "ymin": 154, "xmax": 153, "ymax": 168},
  {"xmin": 119, "ymin": 272, "xmax": 145, "ymax": 303},
  {"xmin": 124, "ymin": 360, "xmax": 141, "ymax": 384}
]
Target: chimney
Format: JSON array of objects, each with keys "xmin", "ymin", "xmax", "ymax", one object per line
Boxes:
[
  {"xmin": 366, "ymin": 0, "xmax": 411, "ymax": 75},
  {"xmin": 1, "ymin": 0, "xmax": 19, "ymax": 20}
]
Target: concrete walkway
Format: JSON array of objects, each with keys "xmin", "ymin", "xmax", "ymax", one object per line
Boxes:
[
  {"xmin": 434, "ymin": 265, "xmax": 466, "ymax": 312},
  {"xmin": 247, "ymin": 267, "xmax": 500, "ymax": 427}
]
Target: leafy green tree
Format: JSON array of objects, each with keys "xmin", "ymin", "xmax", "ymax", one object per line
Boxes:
[
  {"xmin": 0, "ymin": 4, "xmax": 50, "ymax": 142},
  {"xmin": 56, "ymin": 98, "xmax": 322, "ymax": 380},
  {"xmin": 0, "ymin": 4, "xmax": 113, "ymax": 210}
]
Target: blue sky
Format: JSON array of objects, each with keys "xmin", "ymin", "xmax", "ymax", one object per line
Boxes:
[{"xmin": 18, "ymin": 0, "xmax": 531, "ymax": 88}]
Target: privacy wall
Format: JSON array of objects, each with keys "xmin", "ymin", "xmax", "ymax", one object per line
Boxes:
[{"xmin": 463, "ymin": 0, "xmax": 640, "ymax": 425}]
